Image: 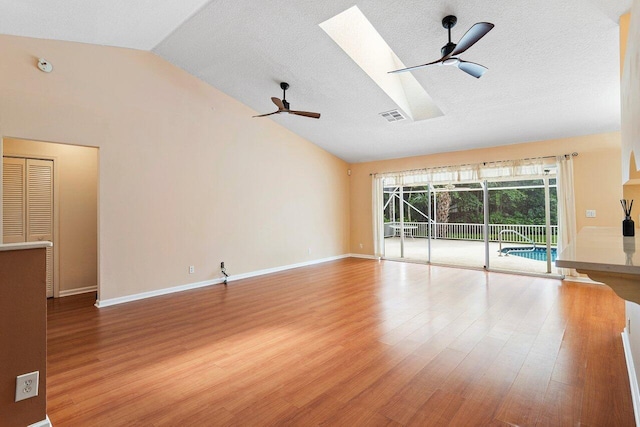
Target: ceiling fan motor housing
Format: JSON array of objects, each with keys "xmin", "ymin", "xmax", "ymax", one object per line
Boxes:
[{"xmin": 441, "ymin": 42, "xmax": 456, "ymax": 57}]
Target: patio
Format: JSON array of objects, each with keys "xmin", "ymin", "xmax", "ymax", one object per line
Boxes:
[{"xmin": 384, "ymin": 237, "xmax": 559, "ymax": 275}]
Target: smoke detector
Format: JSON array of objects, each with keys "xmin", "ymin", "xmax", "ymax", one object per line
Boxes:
[{"xmin": 37, "ymin": 58, "xmax": 53, "ymax": 73}]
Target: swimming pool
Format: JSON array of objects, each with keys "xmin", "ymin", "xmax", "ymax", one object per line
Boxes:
[{"xmin": 500, "ymin": 247, "xmax": 557, "ymax": 262}]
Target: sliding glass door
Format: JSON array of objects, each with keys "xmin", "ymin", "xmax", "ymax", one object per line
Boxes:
[
  {"xmin": 383, "ymin": 185, "xmax": 430, "ymax": 260},
  {"xmin": 429, "ymin": 183, "xmax": 486, "ymax": 268},
  {"xmin": 377, "ymin": 162, "xmax": 561, "ymax": 277},
  {"xmin": 489, "ymin": 177, "xmax": 557, "ymax": 274}
]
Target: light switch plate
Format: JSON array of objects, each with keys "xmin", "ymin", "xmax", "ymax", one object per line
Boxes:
[{"xmin": 15, "ymin": 371, "xmax": 39, "ymax": 402}]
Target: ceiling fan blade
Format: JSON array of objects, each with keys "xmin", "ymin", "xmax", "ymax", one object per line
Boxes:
[
  {"xmin": 457, "ymin": 60, "xmax": 488, "ymax": 78},
  {"xmin": 450, "ymin": 22, "xmax": 494, "ymax": 57},
  {"xmin": 252, "ymin": 111, "xmax": 280, "ymax": 118},
  {"xmin": 288, "ymin": 110, "xmax": 321, "ymax": 119},
  {"xmin": 388, "ymin": 58, "xmax": 443, "ymax": 74},
  {"xmin": 271, "ymin": 97, "xmax": 285, "ymax": 110}
]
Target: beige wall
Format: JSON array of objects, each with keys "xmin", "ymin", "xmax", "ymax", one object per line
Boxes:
[
  {"xmin": 623, "ymin": 151, "xmax": 640, "ymax": 206},
  {"xmin": 622, "ymin": 1, "xmax": 640, "ymax": 183},
  {"xmin": 621, "ymin": 12, "xmax": 630, "ymax": 77},
  {"xmin": 0, "ymin": 34, "xmax": 350, "ymax": 301},
  {"xmin": 621, "ymin": 8, "xmax": 640, "ymax": 200},
  {"xmin": 3, "ymin": 138, "xmax": 98, "ymax": 294},
  {"xmin": 349, "ymin": 132, "xmax": 622, "ymax": 256}
]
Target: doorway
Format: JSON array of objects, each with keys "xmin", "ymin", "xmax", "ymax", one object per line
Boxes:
[{"xmin": 1, "ymin": 137, "xmax": 98, "ymax": 298}]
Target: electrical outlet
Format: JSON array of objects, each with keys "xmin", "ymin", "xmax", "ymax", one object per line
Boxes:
[
  {"xmin": 189, "ymin": 265, "xmax": 195, "ymax": 274},
  {"xmin": 221, "ymin": 262, "xmax": 225, "ymax": 269},
  {"xmin": 308, "ymin": 247, "xmax": 311, "ymax": 255},
  {"xmin": 586, "ymin": 210, "xmax": 596, "ymax": 218},
  {"xmin": 15, "ymin": 371, "xmax": 39, "ymax": 402},
  {"xmin": 359, "ymin": 243, "xmax": 363, "ymax": 249}
]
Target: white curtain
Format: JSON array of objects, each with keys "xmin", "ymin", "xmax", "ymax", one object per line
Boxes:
[
  {"xmin": 377, "ymin": 159, "xmax": 550, "ymax": 186},
  {"xmin": 372, "ymin": 176, "xmax": 385, "ymax": 258},
  {"xmin": 556, "ymin": 155, "xmax": 577, "ymax": 277}
]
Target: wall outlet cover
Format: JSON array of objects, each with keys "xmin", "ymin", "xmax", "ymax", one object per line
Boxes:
[{"xmin": 15, "ymin": 371, "xmax": 39, "ymax": 402}]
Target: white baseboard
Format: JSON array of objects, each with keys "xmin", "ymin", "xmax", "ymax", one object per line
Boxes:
[
  {"xmin": 95, "ymin": 254, "xmax": 354, "ymax": 308},
  {"xmin": 29, "ymin": 415, "xmax": 52, "ymax": 427},
  {"xmin": 229, "ymin": 254, "xmax": 350, "ymax": 281},
  {"xmin": 59, "ymin": 286, "xmax": 97, "ymax": 297},
  {"xmin": 95, "ymin": 278, "xmax": 223, "ymax": 308},
  {"xmin": 348, "ymin": 253, "xmax": 379, "ymax": 260},
  {"xmin": 622, "ymin": 329, "xmax": 640, "ymax": 426}
]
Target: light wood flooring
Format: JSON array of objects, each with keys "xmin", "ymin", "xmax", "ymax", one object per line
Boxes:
[{"xmin": 46, "ymin": 258, "xmax": 635, "ymax": 426}]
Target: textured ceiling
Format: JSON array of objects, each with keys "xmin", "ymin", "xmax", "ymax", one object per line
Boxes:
[{"xmin": 0, "ymin": 0, "xmax": 631, "ymax": 163}]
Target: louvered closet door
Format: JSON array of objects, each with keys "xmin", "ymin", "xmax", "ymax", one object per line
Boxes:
[
  {"xmin": 2, "ymin": 157, "xmax": 26, "ymax": 244},
  {"xmin": 26, "ymin": 159, "xmax": 54, "ymax": 297},
  {"xmin": 2, "ymin": 157, "xmax": 54, "ymax": 297}
]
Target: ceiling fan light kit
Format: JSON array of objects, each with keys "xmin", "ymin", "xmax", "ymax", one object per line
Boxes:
[
  {"xmin": 253, "ymin": 82, "xmax": 321, "ymax": 119},
  {"xmin": 389, "ymin": 15, "xmax": 494, "ymax": 78}
]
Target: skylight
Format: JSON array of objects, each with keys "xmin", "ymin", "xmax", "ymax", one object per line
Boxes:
[{"xmin": 320, "ymin": 6, "xmax": 443, "ymax": 122}]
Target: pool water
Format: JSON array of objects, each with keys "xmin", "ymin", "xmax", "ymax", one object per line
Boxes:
[{"xmin": 501, "ymin": 247, "xmax": 557, "ymax": 262}]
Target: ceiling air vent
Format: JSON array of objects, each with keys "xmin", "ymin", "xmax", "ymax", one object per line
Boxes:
[{"xmin": 379, "ymin": 109, "xmax": 406, "ymax": 122}]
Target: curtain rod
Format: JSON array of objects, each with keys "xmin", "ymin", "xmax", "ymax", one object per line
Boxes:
[{"xmin": 369, "ymin": 152, "xmax": 578, "ymax": 177}]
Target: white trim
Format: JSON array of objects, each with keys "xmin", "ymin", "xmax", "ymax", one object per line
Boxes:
[
  {"xmin": 29, "ymin": 415, "xmax": 52, "ymax": 427},
  {"xmin": 0, "ymin": 241, "xmax": 52, "ymax": 251},
  {"xmin": 58, "ymin": 286, "xmax": 97, "ymax": 297},
  {"xmin": 349, "ymin": 253, "xmax": 379, "ymax": 260},
  {"xmin": 224, "ymin": 254, "xmax": 350, "ymax": 281},
  {"xmin": 95, "ymin": 278, "xmax": 222, "ymax": 308},
  {"xmin": 95, "ymin": 254, "xmax": 352, "ymax": 308},
  {"xmin": 622, "ymin": 329, "xmax": 640, "ymax": 426}
]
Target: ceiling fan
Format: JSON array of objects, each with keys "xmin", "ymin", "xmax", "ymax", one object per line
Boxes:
[
  {"xmin": 389, "ymin": 15, "xmax": 494, "ymax": 78},
  {"xmin": 253, "ymin": 82, "xmax": 321, "ymax": 119}
]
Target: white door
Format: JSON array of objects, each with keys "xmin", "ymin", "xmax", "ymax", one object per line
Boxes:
[{"xmin": 3, "ymin": 157, "xmax": 54, "ymax": 297}]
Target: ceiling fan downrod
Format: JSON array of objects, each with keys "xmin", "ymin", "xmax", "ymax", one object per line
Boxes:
[
  {"xmin": 441, "ymin": 15, "xmax": 457, "ymax": 58},
  {"xmin": 280, "ymin": 82, "xmax": 290, "ymax": 110}
]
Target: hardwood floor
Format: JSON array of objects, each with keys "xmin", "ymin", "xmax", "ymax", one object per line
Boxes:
[{"xmin": 46, "ymin": 258, "xmax": 635, "ymax": 426}]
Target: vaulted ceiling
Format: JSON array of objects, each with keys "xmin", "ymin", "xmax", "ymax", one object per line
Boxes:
[{"xmin": 0, "ymin": 0, "xmax": 631, "ymax": 162}]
